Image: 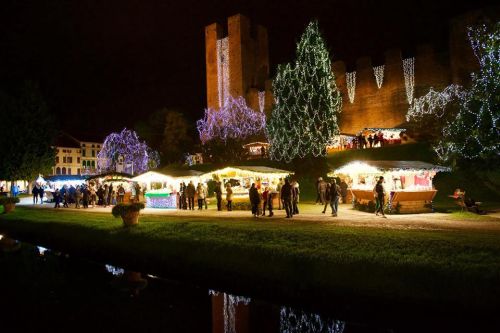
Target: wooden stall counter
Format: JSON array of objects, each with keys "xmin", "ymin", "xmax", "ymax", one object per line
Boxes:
[{"xmin": 350, "ymin": 189, "xmax": 437, "ymax": 214}]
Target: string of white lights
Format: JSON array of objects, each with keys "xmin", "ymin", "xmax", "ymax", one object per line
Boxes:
[
  {"xmin": 373, "ymin": 65, "xmax": 385, "ymax": 89},
  {"xmin": 266, "ymin": 21, "xmax": 342, "ymax": 162},
  {"xmin": 258, "ymin": 91, "xmax": 266, "ymax": 113},
  {"xmin": 402, "ymin": 57, "xmax": 415, "ymax": 104},
  {"xmin": 216, "ymin": 37, "xmax": 229, "ymax": 108},
  {"xmin": 346, "ymin": 71, "xmax": 356, "ymax": 103}
]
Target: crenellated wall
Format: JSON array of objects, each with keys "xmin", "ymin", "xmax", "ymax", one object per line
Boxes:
[{"xmin": 333, "ymin": 45, "xmax": 451, "ymax": 135}]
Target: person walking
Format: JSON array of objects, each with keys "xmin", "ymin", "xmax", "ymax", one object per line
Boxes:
[
  {"xmin": 276, "ymin": 178, "xmax": 283, "ymax": 210},
  {"xmin": 249, "ymin": 183, "xmax": 261, "ymax": 217},
  {"xmin": 318, "ymin": 178, "xmax": 327, "ymax": 205},
  {"xmin": 322, "ymin": 182, "xmax": 331, "ymax": 214},
  {"xmin": 267, "ymin": 188, "xmax": 274, "ymax": 217},
  {"xmin": 374, "ymin": 176, "xmax": 387, "ymax": 218},
  {"xmin": 63, "ymin": 188, "xmax": 69, "ymax": 208},
  {"xmin": 103, "ymin": 184, "xmax": 109, "ymax": 207},
  {"xmin": 118, "ymin": 185, "xmax": 125, "ymax": 204},
  {"xmin": 82, "ymin": 186, "xmax": 89, "ymax": 208},
  {"xmin": 281, "ymin": 179, "xmax": 293, "ymax": 218},
  {"xmin": 39, "ymin": 186, "xmax": 44, "ymax": 204},
  {"xmin": 329, "ymin": 179, "xmax": 341, "ymax": 217},
  {"xmin": 226, "ymin": 183, "xmax": 233, "ymax": 211},
  {"xmin": 214, "ymin": 181, "xmax": 223, "ymax": 211},
  {"xmin": 54, "ymin": 189, "xmax": 61, "ymax": 208}
]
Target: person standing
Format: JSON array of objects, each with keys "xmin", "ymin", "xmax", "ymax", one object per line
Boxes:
[
  {"xmin": 103, "ymin": 184, "xmax": 109, "ymax": 207},
  {"xmin": 340, "ymin": 179, "xmax": 348, "ymax": 204},
  {"xmin": 203, "ymin": 183, "xmax": 208, "ymax": 209},
  {"xmin": 292, "ymin": 180, "xmax": 300, "ymax": 215},
  {"xmin": 374, "ymin": 176, "xmax": 387, "ymax": 218},
  {"xmin": 54, "ymin": 189, "xmax": 61, "ymax": 208},
  {"xmin": 315, "ymin": 177, "xmax": 322, "ymax": 204},
  {"xmin": 75, "ymin": 186, "xmax": 81, "ymax": 208},
  {"xmin": 32, "ymin": 185, "xmax": 39, "ymax": 204},
  {"xmin": 196, "ymin": 183, "xmax": 205, "ymax": 210},
  {"xmin": 214, "ymin": 181, "xmax": 222, "ymax": 211},
  {"xmin": 329, "ymin": 179, "xmax": 341, "ymax": 217},
  {"xmin": 249, "ymin": 183, "xmax": 261, "ymax": 217},
  {"xmin": 226, "ymin": 183, "xmax": 233, "ymax": 211},
  {"xmin": 261, "ymin": 187, "xmax": 269, "ymax": 216},
  {"xmin": 118, "ymin": 185, "xmax": 125, "ymax": 204},
  {"xmin": 187, "ymin": 181, "xmax": 195, "ymax": 210},
  {"xmin": 276, "ymin": 178, "xmax": 283, "ymax": 210},
  {"xmin": 368, "ymin": 134, "xmax": 374, "ymax": 148},
  {"xmin": 281, "ymin": 179, "xmax": 293, "ymax": 218},
  {"xmin": 267, "ymin": 188, "xmax": 274, "ymax": 217},
  {"xmin": 82, "ymin": 186, "xmax": 89, "ymax": 208}
]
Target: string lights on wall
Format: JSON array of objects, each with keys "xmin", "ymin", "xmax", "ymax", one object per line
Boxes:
[
  {"xmin": 402, "ymin": 57, "xmax": 415, "ymax": 104},
  {"xmin": 258, "ymin": 91, "xmax": 266, "ymax": 113},
  {"xmin": 217, "ymin": 37, "xmax": 230, "ymax": 108},
  {"xmin": 346, "ymin": 71, "xmax": 356, "ymax": 103},
  {"xmin": 373, "ymin": 65, "xmax": 385, "ymax": 89}
]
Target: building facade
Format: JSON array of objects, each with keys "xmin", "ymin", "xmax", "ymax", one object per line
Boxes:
[{"xmin": 52, "ymin": 133, "xmax": 102, "ymax": 176}]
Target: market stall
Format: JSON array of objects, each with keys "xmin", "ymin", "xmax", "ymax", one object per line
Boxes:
[
  {"xmin": 131, "ymin": 169, "xmax": 204, "ymax": 209},
  {"xmin": 200, "ymin": 166, "xmax": 292, "ymax": 208},
  {"xmin": 86, "ymin": 172, "xmax": 133, "ymax": 203},
  {"xmin": 329, "ymin": 161, "xmax": 450, "ymax": 213}
]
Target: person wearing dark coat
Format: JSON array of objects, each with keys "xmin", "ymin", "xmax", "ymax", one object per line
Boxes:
[
  {"xmin": 249, "ymin": 183, "xmax": 261, "ymax": 217},
  {"xmin": 340, "ymin": 180, "xmax": 348, "ymax": 204},
  {"xmin": 214, "ymin": 181, "xmax": 223, "ymax": 211},
  {"xmin": 280, "ymin": 179, "xmax": 293, "ymax": 218},
  {"xmin": 32, "ymin": 185, "xmax": 39, "ymax": 204},
  {"xmin": 329, "ymin": 179, "xmax": 341, "ymax": 217},
  {"xmin": 54, "ymin": 189, "xmax": 61, "ymax": 208},
  {"xmin": 39, "ymin": 186, "xmax": 44, "ymax": 204},
  {"xmin": 186, "ymin": 181, "xmax": 196, "ymax": 210}
]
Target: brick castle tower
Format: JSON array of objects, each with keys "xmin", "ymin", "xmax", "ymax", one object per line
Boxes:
[{"xmin": 205, "ymin": 14, "xmax": 273, "ymax": 115}]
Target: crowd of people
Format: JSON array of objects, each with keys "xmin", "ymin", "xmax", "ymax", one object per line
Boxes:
[{"xmin": 33, "ymin": 183, "xmax": 135, "ymax": 209}]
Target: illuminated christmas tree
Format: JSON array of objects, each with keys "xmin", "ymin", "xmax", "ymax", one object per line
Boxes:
[{"xmin": 266, "ymin": 21, "xmax": 342, "ymax": 162}]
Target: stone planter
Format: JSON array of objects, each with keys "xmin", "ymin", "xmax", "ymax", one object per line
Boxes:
[
  {"xmin": 121, "ymin": 211, "xmax": 140, "ymax": 226},
  {"xmin": 3, "ymin": 203, "xmax": 15, "ymax": 214}
]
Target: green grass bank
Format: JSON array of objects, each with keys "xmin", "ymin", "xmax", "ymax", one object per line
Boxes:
[{"xmin": 1, "ymin": 207, "xmax": 500, "ymax": 314}]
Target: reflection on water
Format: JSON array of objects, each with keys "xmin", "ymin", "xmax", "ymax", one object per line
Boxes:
[
  {"xmin": 280, "ymin": 306, "xmax": 345, "ymax": 333},
  {"xmin": 105, "ymin": 264, "xmax": 125, "ymax": 276},
  {"xmin": 210, "ymin": 289, "xmax": 345, "ymax": 333},
  {"xmin": 37, "ymin": 245, "xmax": 49, "ymax": 256}
]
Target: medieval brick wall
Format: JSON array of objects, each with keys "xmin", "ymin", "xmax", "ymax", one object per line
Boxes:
[{"xmin": 205, "ymin": 14, "xmax": 272, "ymax": 115}]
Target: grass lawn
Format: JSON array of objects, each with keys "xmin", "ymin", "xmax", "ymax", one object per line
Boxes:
[{"xmin": 1, "ymin": 207, "xmax": 500, "ymax": 314}]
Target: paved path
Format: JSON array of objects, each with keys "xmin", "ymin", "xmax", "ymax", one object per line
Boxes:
[{"xmin": 18, "ymin": 197, "xmax": 500, "ymax": 233}]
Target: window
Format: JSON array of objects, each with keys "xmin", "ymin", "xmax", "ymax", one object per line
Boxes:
[
  {"xmin": 91, "ymin": 161, "xmax": 95, "ymax": 168},
  {"xmin": 67, "ymin": 157, "xmax": 73, "ymax": 163},
  {"xmin": 97, "ymin": 145, "xmax": 100, "ymax": 148},
  {"xmin": 92, "ymin": 144, "xmax": 95, "ymax": 148},
  {"xmin": 77, "ymin": 157, "xmax": 80, "ymax": 163},
  {"xmin": 82, "ymin": 143, "xmax": 86, "ymax": 147},
  {"xmin": 82, "ymin": 149, "xmax": 86, "ymax": 157},
  {"xmin": 82, "ymin": 160, "xmax": 86, "ymax": 167},
  {"xmin": 92, "ymin": 150, "xmax": 95, "ymax": 157},
  {"xmin": 56, "ymin": 167, "xmax": 61, "ymax": 175},
  {"xmin": 56, "ymin": 156, "xmax": 59, "ymax": 164},
  {"xmin": 63, "ymin": 156, "xmax": 67, "ymax": 163},
  {"xmin": 62, "ymin": 167, "xmax": 66, "ymax": 175},
  {"xmin": 68, "ymin": 168, "xmax": 72, "ymax": 175},
  {"xmin": 77, "ymin": 168, "xmax": 80, "ymax": 175}
]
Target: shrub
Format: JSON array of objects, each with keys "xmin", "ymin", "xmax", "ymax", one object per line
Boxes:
[
  {"xmin": 0, "ymin": 197, "xmax": 20, "ymax": 205},
  {"xmin": 111, "ymin": 203, "xmax": 145, "ymax": 218}
]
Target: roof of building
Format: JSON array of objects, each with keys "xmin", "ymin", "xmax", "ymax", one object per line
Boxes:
[{"xmin": 54, "ymin": 132, "xmax": 81, "ymax": 148}]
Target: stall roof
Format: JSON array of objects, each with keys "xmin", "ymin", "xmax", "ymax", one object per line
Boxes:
[
  {"xmin": 131, "ymin": 171, "xmax": 174, "ymax": 183},
  {"xmin": 86, "ymin": 172, "xmax": 133, "ymax": 181},
  {"xmin": 201, "ymin": 166, "xmax": 293, "ymax": 178},
  {"xmin": 45, "ymin": 175, "xmax": 87, "ymax": 182},
  {"xmin": 330, "ymin": 160, "xmax": 450, "ymax": 175},
  {"xmin": 156, "ymin": 169, "xmax": 204, "ymax": 178}
]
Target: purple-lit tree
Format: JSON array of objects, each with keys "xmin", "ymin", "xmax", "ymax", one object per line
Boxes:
[
  {"xmin": 197, "ymin": 96, "xmax": 266, "ymax": 144},
  {"xmin": 197, "ymin": 96, "xmax": 266, "ymax": 162},
  {"xmin": 97, "ymin": 128, "xmax": 160, "ymax": 175}
]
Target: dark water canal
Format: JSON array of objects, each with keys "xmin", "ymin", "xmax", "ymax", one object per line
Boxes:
[{"xmin": 0, "ymin": 236, "xmax": 497, "ymax": 333}]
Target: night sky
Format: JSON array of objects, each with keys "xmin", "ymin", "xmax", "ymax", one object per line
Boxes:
[{"xmin": 1, "ymin": 0, "xmax": 497, "ymax": 140}]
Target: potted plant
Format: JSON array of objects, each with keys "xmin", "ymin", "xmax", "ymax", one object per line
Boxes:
[
  {"xmin": 0, "ymin": 197, "xmax": 20, "ymax": 214},
  {"xmin": 112, "ymin": 202, "xmax": 145, "ymax": 226}
]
